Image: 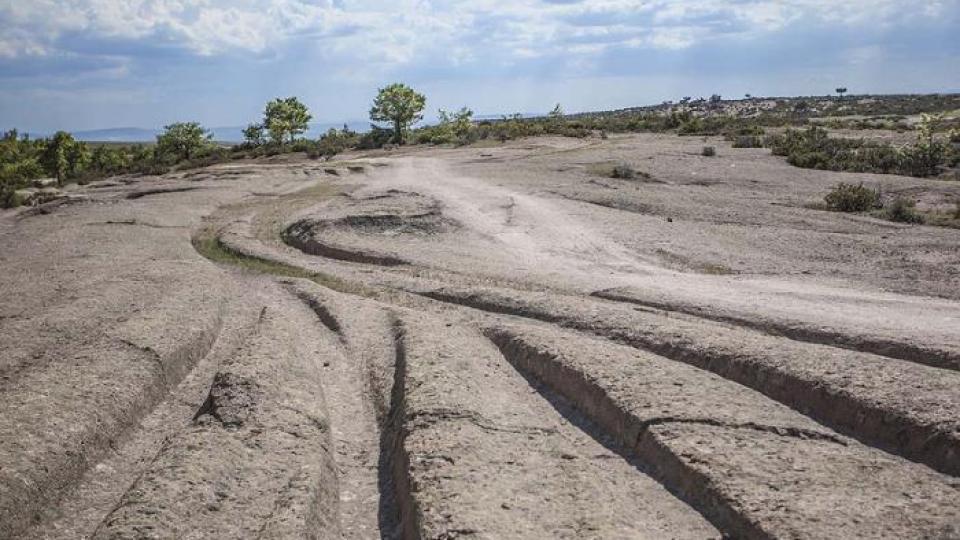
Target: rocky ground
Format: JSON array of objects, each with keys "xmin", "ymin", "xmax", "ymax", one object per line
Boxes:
[{"xmin": 2, "ymin": 133, "xmax": 959, "ymax": 539}]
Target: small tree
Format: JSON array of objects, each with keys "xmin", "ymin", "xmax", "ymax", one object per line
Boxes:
[
  {"xmin": 369, "ymin": 83, "xmax": 426, "ymax": 144},
  {"xmin": 836, "ymin": 87, "xmax": 847, "ymax": 99},
  {"xmin": 41, "ymin": 131, "xmax": 88, "ymax": 185},
  {"xmin": 263, "ymin": 97, "xmax": 312, "ymax": 145},
  {"xmin": 242, "ymin": 123, "xmax": 266, "ymax": 146},
  {"xmin": 899, "ymin": 113, "xmax": 946, "ymax": 177},
  {"xmin": 156, "ymin": 122, "xmax": 213, "ymax": 163},
  {"xmin": 548, "ymin": 103, "xmax": 564, "ymax": 119},
  {"xmin": 437, "ymin": 106, "xmax": 474, "ymax": 143}
]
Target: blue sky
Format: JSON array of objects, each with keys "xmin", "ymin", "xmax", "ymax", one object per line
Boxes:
[{"xmin": 1, "ymin": 0, "xmax": 958, "ymax": 133}]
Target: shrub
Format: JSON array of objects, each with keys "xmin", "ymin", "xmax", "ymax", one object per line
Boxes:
[
  {"xmin": 823, "ymin": 182, "xmax": 879, "ymax": 212},
  {"xmin": 702, "ymin": 146, "xmax": 716, "ymax": 157},
  {"xmin": 731, "ymin": 135, "xmax": 763, "ymax": 148},
  {"xmin": 885, "ymin": 197, "xmax": 924, "ymax": 223},
  {"xmin": 611, "ymin": 163, "xmax": 636, "ymax": 179},
  {"xmin": 0, "ymin": 185, "xmax": 23, "ymax": 208},
  {"xmin": 356, "ymin": 126, "xmax": 395, "ymax": 150},
  {"xmin": 768, "ymin": 123, "xmax": 950, "ymax": 177},
  {"xmin": 897, "ymin": 115, "xmax": 947, "ymax": 177},
  {"xmin": 290, "ymin": 139, "xmax": 316, "ymax": 153},
  {"xmin": 312, "ymin": 126, "xmax": 360, "ymax": 159}
]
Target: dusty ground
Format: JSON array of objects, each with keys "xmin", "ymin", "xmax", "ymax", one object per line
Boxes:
[{"xmin": 1, "ymin": 133, "xmax": 959, "ymax": 539}]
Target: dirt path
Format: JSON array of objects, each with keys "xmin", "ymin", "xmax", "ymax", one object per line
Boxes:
[{"xmin": 343, "ymin": 155, "xmax": 960, "ymax": 364}]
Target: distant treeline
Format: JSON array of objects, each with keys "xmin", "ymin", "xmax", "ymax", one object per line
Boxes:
[{"xmin": 5, "ymin": 91, "xmax": 959, "ymax": 208}]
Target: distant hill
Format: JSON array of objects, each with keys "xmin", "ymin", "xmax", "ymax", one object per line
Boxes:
[{"xmin": 71, "ymin": 127, "xmax": 159, "ymax": 142}]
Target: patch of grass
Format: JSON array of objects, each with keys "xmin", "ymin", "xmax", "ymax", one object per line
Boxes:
[
  {"xmin": 918, "ymin": 203, "xmax": 960, "ymax": 228},
  {"xmin": 882, "ymin": 197, "xmax": 924, "ymax": 224},
  {"xmin": 191, "ymin": 228, "xmax": 371, "ymax": 296},
  {"xmin": 586, "ymin": 161, "xmax": 652, "ymax": 181}
]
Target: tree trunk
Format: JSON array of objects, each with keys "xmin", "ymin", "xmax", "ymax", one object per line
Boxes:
[{"xmin": 394, "ymin": 119, "xmax": 403, "ymax": 145}]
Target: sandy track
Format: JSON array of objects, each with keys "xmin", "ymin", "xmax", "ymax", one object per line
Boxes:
[{"xmin": 2, "ymin": 135, "xmax": 959, "ymax": 538}]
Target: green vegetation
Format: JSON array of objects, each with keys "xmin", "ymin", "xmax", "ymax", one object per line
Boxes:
[
  {"xmin": 766, "ymin": 116, "xmax": 956, "ymax": 178},
  {"xmin": 0, "ymin": 121, "xmax": 238, "ymax": 208},
  {"xmin": 819, "ymin": 183, "xmax": 941, "ymax": 226},
  {"xmin": 823, "ymin": 183, "xmax": 880, "ymax": 212},
  {"xmin": 415, "ymin": 107, "xmax": 476, "ymax": 145},
  {"xmin": 369, "ymin": 83, "xmax": 427, "ymax": 144},
  {"xmin": 5, "ymin": 93, "xmax": 958, "ymax": 210},
  {"xmin": 884, "ymin": 197, "xmax": 924, "ymax": 224},
  {"xmin": 191, "ymin": 227, "xmax": 370, "ymax": 296},
  {"xmin": 242, "ymin": 123, "xmax": 266, "ymax": 146},
  {"xmin": 156, "ymin": 122, "xmax": 213, "ymax": 162},
  {"xmin": 585, "ymin": 161, "xmax": 653, "ymax": 181},
  {"xmin": 264, "ymin": 97, "xmax": 313, "ymax": 145},
  {"xmin": 42, "ymin": 131, "xmax": 90, "ymax": 185}
]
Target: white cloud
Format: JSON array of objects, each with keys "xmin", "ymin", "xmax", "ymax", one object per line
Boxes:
[{"xmin": 0, "ymin": 0, "xmax": 951, "ymax": 66}]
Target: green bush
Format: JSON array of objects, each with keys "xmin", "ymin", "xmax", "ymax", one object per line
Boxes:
[
  {"xmin": 768, "ymin": 123, "xmax": 951, "ymax": 178},
  {"xmin": 0, "ymin": 185, "xmax": 23, "ymax": 208},
  {"xmin": 311, "ymin": 127, "xmax": 360, "ymax": 159},
  {"xmin": 731, "ymin": 135, "xmax": 763, "ymax": 148},
  {"xmin": 885, "ymin": 197, "xmax": 924, "ymax": 223},
  {"xmin": 356, "ymin": 126, "xmax": 394, "ymax": 149},
  {"xmin": 823, "ymin": 182, "xmax": 880, "ymax": 212}
]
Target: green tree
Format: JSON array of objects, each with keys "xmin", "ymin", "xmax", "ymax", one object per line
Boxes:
[
  {"xmin": 41, "ymin": 131, "xmax": 88, "ymax": 185},
  {"xmin": 242, "ymin": 123, "xmax": 266, "ymax": 146},
  {"xmin": 91, "ymin": 146, "xmax": 130, "ymax": 174},
  {"xmin": 263, "ymin": 97, "xmax": 312, "ymax": 145},
  {"xmin": 436, "ymin": 107, "xmax": 474, "ymax": 144},
  {"xmin": 370, "ymin": 83, "xmax": 426, "ymax": 144},
  {"xmin": 899, "ymin": 113, "xmax": 946, "ymax": 177},
  {"xmin": 156, "ymin": 122, "xmax": 212, "ymax": 162},
  {"xmin": 548, "ymin": 103, "xmax": 564, "ymax": 119},
  {"xmin": 836, "ymin": 87, "xmax": 848, "ymax": 99}
]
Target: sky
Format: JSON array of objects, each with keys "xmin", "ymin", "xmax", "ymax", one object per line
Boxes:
[{"xmin": 1, "ymin": 0, "xmax": 959, "ymax": 133}]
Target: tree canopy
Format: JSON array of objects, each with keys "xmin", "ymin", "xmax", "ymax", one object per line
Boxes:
[
  {"xmin": 264, "ymin": 97, "xmax": 312, "ymax": 145},
  {"xmin": 156, "ymin": 122, "xmax": 213, "ymax": 163},
  {"xmin": 369, "ymin": 83, "xmax": 426, "ymax": 144},
  {"xmin": 41, "ymin": 132, "xmax": 89, "ymax": 185}
]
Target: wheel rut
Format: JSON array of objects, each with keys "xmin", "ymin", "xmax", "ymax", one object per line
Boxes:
[
  {"xmin": 392, "ymin": 314, "xmax": 721, "ymax": 538},
  {"xmin": 593, "ymin": 287, "xmax": 960, "ymax": 373},
  {"xmin": 484, "ymin": 322, "xmax": 960, "ymax": 539},
  {"xmin": 290, "ymin": 283, "xmax": 391, "ymax": 539},
  {"xmin": 414, "ymin": 285, "xmax": 960, "ymax": 477}
]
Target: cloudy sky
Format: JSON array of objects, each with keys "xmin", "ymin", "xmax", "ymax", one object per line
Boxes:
[{"xmin": 1, "ymin": 0, "xmax": 958, "ymax": 132}]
